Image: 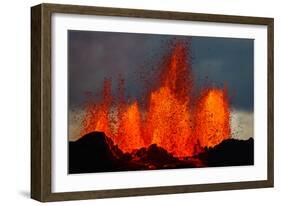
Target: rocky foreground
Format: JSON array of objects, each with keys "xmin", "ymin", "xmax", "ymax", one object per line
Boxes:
[{"xmin": 69, "ymin": 132, "xmax": 253, "ymax": 174}]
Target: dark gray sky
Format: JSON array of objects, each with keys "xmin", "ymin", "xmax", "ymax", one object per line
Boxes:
[{"xmin": 68, "ymin": 30, "xmax": 253, "ymax": 112}]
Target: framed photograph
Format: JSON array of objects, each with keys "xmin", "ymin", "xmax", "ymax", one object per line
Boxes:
[{"xmin": 31, "ymin": 3, "xmax": 274, "ymax": 202}]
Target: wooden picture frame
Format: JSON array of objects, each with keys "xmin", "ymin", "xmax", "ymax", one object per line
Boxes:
[{"xmin": 31, "ymin": 3, "xmax": 274, "ymax": 202}]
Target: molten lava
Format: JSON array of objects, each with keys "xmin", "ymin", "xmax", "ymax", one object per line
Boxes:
[
  {"xmin": 145, "ymin": 44, "xmax": 193, "ymax": 157},
  {"xmin": 194, "ymin": 88, "xmax": 231, "ymax": 148},
  {"xmin": 118, "ymin": 101, "xmax": 144, "ymax": 153},
  {"xmin": 80, "ymin": 42, "xmax": 231, "ymax": 157}
]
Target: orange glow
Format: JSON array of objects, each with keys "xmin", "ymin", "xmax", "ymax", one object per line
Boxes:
[
  {"xmin": 117, "ymin": 101, "xmax": 144, "ymax": 152},
  {"xmin": 194, "ymin": 88, "xmax": 231, "ymax": 148},
  {"xmin": 80, "ymin": 42, "xmax": 231, "ymax": 157},
  {"xmin": 145, "ymin": 43, "xmax": 194, "ymax": 157},
  {"xmin": 146, "ymin": 86, "xmax": 193, "ymax": 156}
]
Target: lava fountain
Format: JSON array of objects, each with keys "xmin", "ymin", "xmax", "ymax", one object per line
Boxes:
[
  {"xmin": 194, "ymin": 88, "xmax": 231, "ymax": 148},
  {"xmin": 80, "ymin": 41, "xmax": 231, "ymax": 157}
]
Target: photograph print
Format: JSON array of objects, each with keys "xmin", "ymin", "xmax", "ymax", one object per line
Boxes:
[{"xmin": 68, "ymin": 30, "xmax": 254, "ymax": 174}]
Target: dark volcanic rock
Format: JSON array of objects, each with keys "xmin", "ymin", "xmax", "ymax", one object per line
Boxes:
[
  {"xmin": 197, "ymin": 138, "xmax": 254, "ymax": 167},
  {"xmin": 135, "ymin": 144, "xmax": 177, "ymax": 164},
  {"xmin": 132, "ymin": 144, "xmax": 197, "ymax": 169},
  {"xmin": 69, "ymin": 132, "xmax": 254, "ymax": 174},
  {"xmin": 69, "ymin": 132, "xmax": 125, "ymax": 173},
  {"xmin": 69, "ymin": 132, "xmax": 151, "ymax": 173},
  {"xmin": 69, "ymin": 132, "xmax": 198, "ymax": 173}
]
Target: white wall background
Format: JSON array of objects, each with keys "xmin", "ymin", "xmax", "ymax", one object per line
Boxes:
[{"xmin": 0, "ymin": 0, "xmax": 279, "ymax": 205}]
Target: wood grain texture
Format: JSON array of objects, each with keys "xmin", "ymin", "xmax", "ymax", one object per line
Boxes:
[
  {"xmin": 31, "ymin": 3, "xmax": 52, "ymax": 202},
  {"xmin": 31, "ymin": 3, "xmax": 274, "ymax": 202},
  {"xmin": 31, "ymin": 4, "xmax": 42, "ymax": 201},
  {"xmin": 42, "ymin": 3, "xmax": 272, "ymax": 25},
  {"xmin": 267, "ymin": 20, "xmax": 274, "ymax": 187}
]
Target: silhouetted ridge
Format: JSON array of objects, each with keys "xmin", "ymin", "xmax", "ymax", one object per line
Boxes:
[
  {"xmin": 197, "ymin": 138, "xmax": 254, "ymax": 166},
  {"xmin": 69, "ymin": 132, "xmax": 254, "ymax": 174},
  {"xmin": 69, "ymin": 132, "xmax": 124, "ymax": 173}
]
